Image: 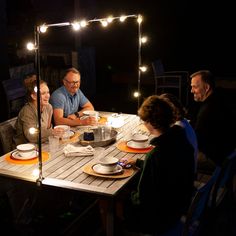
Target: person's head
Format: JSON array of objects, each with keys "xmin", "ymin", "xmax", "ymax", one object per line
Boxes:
[
  {"xmin": 190, "ymin": 70, "xmax": 215, "ymax": 102},
  {"xmin": 63, "ymin": 67, "xmax": 81, "ymax": 95},
  {"xmin": 24, "ymin": 75, "xmax": 50, "ymax": 107},
  {"xmin": 138, "ymin": 95, "xmax": 174, "ymax": 134},
  {"xmin": 159, "ymin": 93, "xmax": 187, "ymax": 121}
]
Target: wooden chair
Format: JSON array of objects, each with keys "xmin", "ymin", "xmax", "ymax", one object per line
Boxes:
[
  {"xmin": 0, "ymin": 117, "xmax": 17, "ymax": 155},
  {"xmin": 151, "ymin": 59, "xmax": 189, "ymax": 106}
]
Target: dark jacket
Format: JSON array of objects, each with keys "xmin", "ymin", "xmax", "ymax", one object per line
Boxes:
[
  {"xmin": 126, "ymin": 125, "xmax": 195, "ymax": 234},
  {"xmin": 194, "ymin": 90, "xmax": 236, "ymax": 165}
]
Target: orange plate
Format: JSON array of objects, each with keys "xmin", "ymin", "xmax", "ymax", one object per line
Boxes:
[
  {"xmin": 116, "ymin": 141, "xmax": 153, "ymax": 153},
  {"xmin": 5, "ymin": 151, "xmax": 50, "ymax": 165}
]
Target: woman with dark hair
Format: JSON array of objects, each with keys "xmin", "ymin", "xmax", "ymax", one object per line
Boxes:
[
  {"xmin": 119, "ymin": 95, "xmax": 195, "ymax": 235},
  {"xmin": 14, "ymin": 75, "xmax": 63, "ymax": 145}
]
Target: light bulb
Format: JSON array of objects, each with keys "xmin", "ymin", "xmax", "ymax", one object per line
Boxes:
[
  {"xmin": 72, "ymin": 22, "xmax": 81, "ymax": 31},
  {"xmin": 26, "ymin": 42, "xmax": 36, "ymax": 51},
  {"xmin": 139, "ymin": 66, "xmax": 147, "ymax": 72},
  {"xmin": 119, "ymin": 15, "xmax": 127, "ymax": 22},
  {"xmin": 141, "ymin": 36, "xmax": 148, "ymax": 44},
  {"xmin": 39, "ymin": 25, "xmax": 48, "ymax": 33},
  {"xmin": 133, "ymin": 91, "xmax": 140, "ymax": 98}
]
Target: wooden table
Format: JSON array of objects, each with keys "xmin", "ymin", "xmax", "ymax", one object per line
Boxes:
[{"xmin": 0, "ymin": 112, "xmax": 149, "ymax": 236}]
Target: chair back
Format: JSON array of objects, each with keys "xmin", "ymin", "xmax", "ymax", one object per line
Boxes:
[
  {"xmin": 210, "ymin": 149, "xmax": 236, "ymax": 208},
  {"xmin": 152, "ymin": 59, "xmax": 165, "ymax": 76},
  {"xmin": 1, "ymin": 78, "xmax": 26, "ymax": 118},
  {"xmin": 182, "ymin": 166, "xmax": 221, "ymax": 236},
  {"xmin": 0, "ymin": 117, "xmax": 17, "ymax": 155},
  {"xmin": 151, "ymin": 59, "xmax": 189, "ymax": 106}
]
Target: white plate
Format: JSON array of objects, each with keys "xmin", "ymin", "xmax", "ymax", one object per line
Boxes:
[
  {"xmin": 92, "ymin": 164, "xmax": 123, "ymax": 175},
  {"xmin": 126, "ymin": 141, "xmax": 150, "ymax": 149},
  {"xmin": 11, "ymin": 150, "xmax": 38, "ymax": 160}
]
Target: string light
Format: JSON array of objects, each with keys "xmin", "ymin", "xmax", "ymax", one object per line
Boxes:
[
  {"xmin": 26, "ymin": 42, "xmax": 36, "ymax": 50},
  {"xmin": 139, "ymin": 66, "xmax": 147, "ymax": 72},
  {"xmin": 39, "ymin": 24, "xmax": 48, "ymax": 33},
  {"xmin": 141, "ymin": 36, "xmax": 148, "ymax": 44},
  {"xmin": 72, "ymin": 21, "xmax": 81, "ymax": 31},
  {"xmin": 134, "ymin": 91, "xmax": 141, "ymax": 97}
]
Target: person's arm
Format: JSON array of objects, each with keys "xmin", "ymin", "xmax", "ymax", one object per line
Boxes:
[
  {"xmin": 78, "ymin": 101, "xmax": 94, "ymax": 117},
  {"xmin": 53, "ymin": 108, "xmax": 96, "ymax": 126},
  {"xmin": 68, "ymin": 101, "xmax": 94, "ymax": 120}
]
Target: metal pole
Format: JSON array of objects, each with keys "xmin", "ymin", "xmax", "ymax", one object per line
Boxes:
[
  {"xmin": 137, "ymin": 16, "xmax": 142, "ymax": 109},
  {"xmin": 35, "ymin": 26, "xmax": 43, "ymax": 186}
]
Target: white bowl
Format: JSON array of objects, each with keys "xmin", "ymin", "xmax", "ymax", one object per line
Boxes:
[
  {"xmin": 54, "ymin": 125, "xmax": 70, "ymax": 132},
  {"xmin": 16, "ymin": 143, "xmax": 35, "ymax": 158},
  {"xmin": 127, "ymin": 140, "xmax": 149, "ymax": 149},
  {"xmin": 131, "ymin": 133, "xmax": 149, "ymax": 142},
  {"xmin": 98, "ymin": 156, "xmax": 119, "ymax": 172}
]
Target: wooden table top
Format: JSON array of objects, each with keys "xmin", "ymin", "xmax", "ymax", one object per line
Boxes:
[{"xmin": 0, "ymin": 112, "xmax": 149, "ymax": 197}]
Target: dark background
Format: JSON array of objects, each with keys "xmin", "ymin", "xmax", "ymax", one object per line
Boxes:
[{"xmin": 1, "ymin": 0, "xmax": 236, "ymax": 120}]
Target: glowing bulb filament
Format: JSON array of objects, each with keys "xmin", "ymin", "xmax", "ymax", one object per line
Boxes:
[
  {"xmin": 119, "ymin": 15, "xmax": 127, "ymax": 22},
  {"xmin": 139, "ymin": 66, "xmax": 147, "ymax": 72},
  {"xmin": 39, "ymin": 25, "xmax": 48, "ymax": 33},
  {"xmin": 26, "ymin": 42, "xmax": 36, "ymax": 51},
  {"xmin": 72, "ymin": 22, "xmax": 81, "ymax": 31},
  {"xmin": 141, "ymin": 36, "xmax": 148, "ymax": 44},
  {"xmin": 133, "ymin": 91, "xmax": 140, "ymax": 98}
]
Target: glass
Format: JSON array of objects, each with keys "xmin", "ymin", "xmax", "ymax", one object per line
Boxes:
[
  {"xmin": 48, "ymin": 136, "xmax": 59, "ymax": 153},
  {"xmin": 64, "ymin": 78, "xmax": 80, "ymax": 86}
]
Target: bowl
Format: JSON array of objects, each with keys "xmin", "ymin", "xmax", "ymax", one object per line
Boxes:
[
  {"xmin": 131, "ymin": 133, "xmax": 149, "ymax": 142},
  {"xmin": 98, "ymin": 156, "xmax": 119, "ymax": 172},
  {"xmin": 16, "ymin": 143, "xmax": 35, "ymax": 158},
  {"xmin": 54, "ymin": 125, "xmax": 70, "ymax": 132}
]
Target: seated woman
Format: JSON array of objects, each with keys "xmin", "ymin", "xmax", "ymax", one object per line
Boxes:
[
  {"xmin": 119, "ymin": 95, "xmax": 195, "ymax": 235},
  {"xmin": 13, "ymin": 75, "xmax": 63, "ymax": 145}
]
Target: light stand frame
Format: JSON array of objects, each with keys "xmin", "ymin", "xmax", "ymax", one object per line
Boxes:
[{"xmin": 33, "ymin": 14, "xmax": 143, "ymax": 185}]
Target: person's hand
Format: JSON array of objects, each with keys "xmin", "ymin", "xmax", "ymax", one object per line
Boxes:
[
  {"xmin": 52, "ymin": 127, "xmax": 65, "ymax": 137},
  {"xmin": 79, "ymin": 116, "xmax": 97, "ymax": 125},
  {"xmin": 67, "ymin": 114, "xmax": 77, "ymax": 120}
]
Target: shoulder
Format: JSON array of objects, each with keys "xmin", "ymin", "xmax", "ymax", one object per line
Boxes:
[
  {"xmin": 51, "ymin": 87, "xmax": 65, "ymax": 97},
  {"xmin": 51, "ymin": 87, "xmax": 67, "ymax": 101}
]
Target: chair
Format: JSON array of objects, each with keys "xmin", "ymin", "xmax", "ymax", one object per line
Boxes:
[
  {"xmin": 1, "ymin": 78, "xmax": 26, "ymax": 119},
  {"xmin": 210, "ymin": 149, "xmax": 236, "ymax": 208},
  {"xmin": 182, "ymin": 166, "xmax": 222, "ymax": 236},
  {"xmin": 0, "ymin": 117, "xmax": 17, "ymax": 155},
  {"xmin": 151, "ymin": 59, "xmax": 189, "ymax": 106}
]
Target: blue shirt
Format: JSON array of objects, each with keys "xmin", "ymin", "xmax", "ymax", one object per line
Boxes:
[{"xmin": 50, "ymin": 86, "xmax": 89, "ymax": 117}]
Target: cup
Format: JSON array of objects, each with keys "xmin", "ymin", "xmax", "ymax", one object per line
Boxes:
[{"xmin": 48, "ymin": 135, "xmax": 59, "ymax": 153}]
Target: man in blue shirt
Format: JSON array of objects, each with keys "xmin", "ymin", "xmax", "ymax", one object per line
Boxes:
[{"xmin": 50, "ymin": 67, "xmax": 96, "ymax": 126}]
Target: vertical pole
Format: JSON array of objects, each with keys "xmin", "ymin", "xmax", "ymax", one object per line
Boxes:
[
  {"xmin": 137, "ymin": 15, "xmax": 142, "ymax": 109},
  {"xmin": 35, "ymin": 26, "xmax": 43, "ymax": 185}
]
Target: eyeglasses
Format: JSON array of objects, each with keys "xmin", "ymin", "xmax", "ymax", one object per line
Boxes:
[{"xmin": 64, "ymin": 78, "xmax": 80, "ymax": 86}]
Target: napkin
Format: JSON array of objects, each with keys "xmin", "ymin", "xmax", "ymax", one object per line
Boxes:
[{"xmin": 63, "ymin": 144, "xmax": 95, "ymax": 157}]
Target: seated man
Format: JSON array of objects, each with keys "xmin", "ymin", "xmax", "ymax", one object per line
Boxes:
[
  {"xmin": 50, "ymin": 67, "xmax": 96, "ymax": 126},
  {"xmin": 190, "ymin": 70, "xmax": 236, "ymax": 171}
]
